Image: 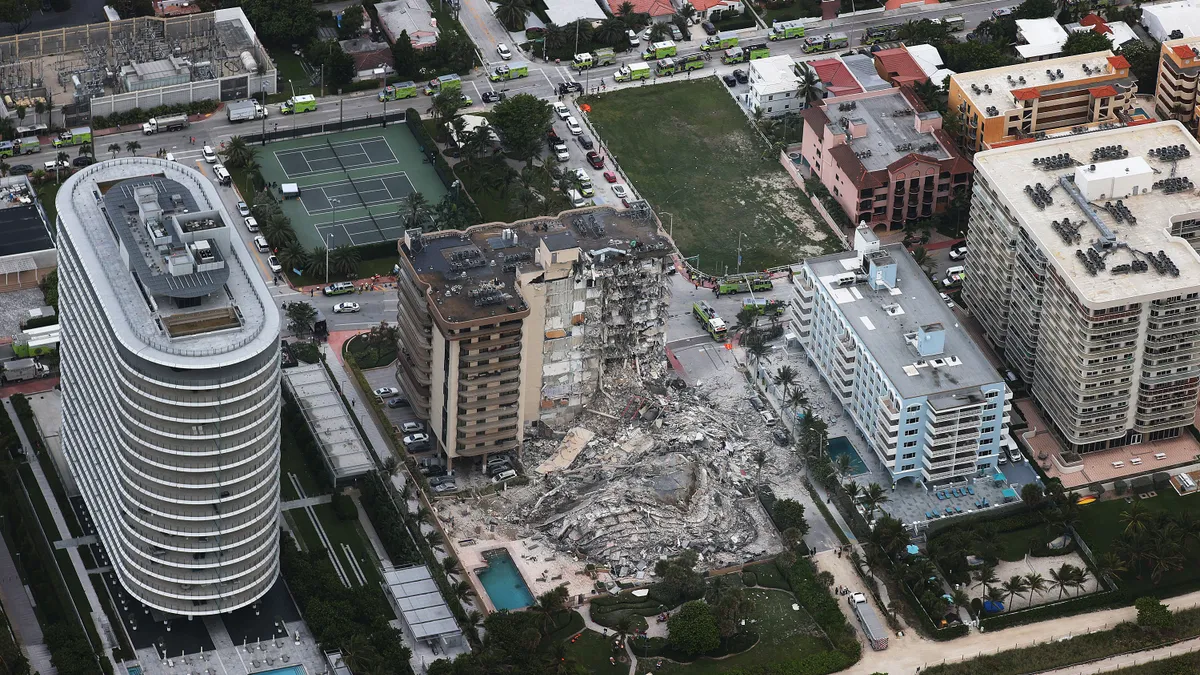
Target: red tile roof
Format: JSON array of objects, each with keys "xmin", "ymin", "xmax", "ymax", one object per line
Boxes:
[
  {"xmin": 1080, "ymin": 13, "xmax": 1112, "ymax": 34},
  {"xmin": 1088, "ymin": 85, "xmax": 1118, "ymax": 98},
  {"xmin": 1173, "ymin": 44, "xmax": 1197, "ymax": 60},
  {"xmin": 628, "ymin": 0, "xmax": 675, "ymax": 16},
  {"xmin": 1107, "ymin": 54, "xmax": 1131, "ymax": 70},
  {"xmin": 688, "ymin": 0, "xmax": 734, "ymax": 11},
  {"xmin": 1012, "ymin": 87, "xmax": 1040, "ymax": 101},
  {"xmin": 809, "ymin": 58, "xmax": 863, "ymax": 97},
  {"xmin": 874, "ymin": 47, "xmax": 927, "ymax": 85}
]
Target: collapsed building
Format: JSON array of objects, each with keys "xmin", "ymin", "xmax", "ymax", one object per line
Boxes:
[{"xmin": 394, "ymin": 206, "xmax": 673, "ymax": 462}]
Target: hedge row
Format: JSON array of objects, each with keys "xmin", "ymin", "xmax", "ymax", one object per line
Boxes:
[
  {"xmin": 92, "ymin": 99, "xmax": 220, "ymax": 130},
  {"xmin": 980, "ymin": 590, "xmax": 1122, "ymax": 631}
]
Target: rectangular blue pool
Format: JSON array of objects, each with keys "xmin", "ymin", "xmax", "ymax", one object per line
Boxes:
[
  {"xmin": 477, "ymin": 549, "xmax": 535, "ymax": 611},
  {"xmin": 828, "ymin": 436, "xmax": 869, "ymax": 475},
  {"xmin": 256, "ymin": 666, "xmax": 306, "ymax": 675}
]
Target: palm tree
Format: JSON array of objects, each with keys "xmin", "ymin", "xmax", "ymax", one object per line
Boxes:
[
  {"xmin": 1001, "ymin": 575, "xmax": 1028, "ymax": 608},
  {"xmin": 1120, "ymin": 500, "xmax": 1152, "ymax": 535},
  {"xmin": 277, "ymin": 243, "xmax": 308, "ymax": 273},
  {"xmin": 595, "ymin": 17, "xmax": 626, "ymax": 46},
  {"xmin": 77, "ymin": 142, "xmax": 93, "ymax": 158},
  {"xmin": 509, "ymin": 189, "xmax": 541, "ymax": 220},
  {"xmin": 222, "ymin": 136, "xmax": 255, "ymax": 168},
  {"xmin": 453, "ymin": 579, "xmax": 473, "ymax": 603},
  {"xmin": 986, "ymin": 586, "xmax": 1007, "ymax": 606},
  {"xmin": 746, "ymin": 338, "xmax": 770, "ymax": 368},
  {"xmin": 1145, "ymin": 538, "xmax": 1184, "ymax": 584},
  {"xmin": 974, "ymin": 564, "xmax": 999, "ymax": 592},
  {"xmin": 843, "ymin": 481, "xmax": 862, "ymax": 505},
  {"xmin": 1048, "ymin": 565, "xmax": 1070, "ymax": 600},
  {"xmin": 951, "ymin": 588, "xmax": 970, "ymax": 610},
  {"xmin": 328, "ymin": 244, "xmax": 361, "ymax": 278},
  {"xmin": 261, "ymin": 214, "xmax": 297, "ymax": 247},
  {"xmin": 307, "ymin": 246, "xmax": 328, "ymax": 280},
  {"xmin": 55, "ymin": 151, "xmax": 69, "ymax": 182},
  {"xmin": 0, "ymin": 160, "xmax": 8, "ymax": 177},
  {"xmin": 1068, "ymin": 565, "xmax": 1091, "ymax": 596},
  {"xmin": 910, "ymin": 245, "xmax": 934, "ymax": 274},
  {"xmin": 544, "ymin": 22, "xmax": 568, "ymax": 51},
  {"xmin": 795, "ymin": 63, "xmax": 822, "ymax": 108},
  {"xmin": 1096, "ymin": 551, "xmax": 1127, "ymax": 581},
  {"xmin": 861, "ymin": 483, "xmax": 889, "ymax": 520},
  {"xmin": 342, "ymin": 634, "xmax": 381, "ymax": 674},
  {"xmin": 425, "ymin": 529, "xmax": 443, "ymax": 547},
  {"xmin": 124, "ymin": 140, "xmax": 141, "ymax": 156},
  {"xmin": 1024, "ymin": 572, "xmax": 1047, "ymax": 605},
  {"xmin": 616, "ymin": 0, "xmax": 636, "ymax": 19},
  {"xmin": 402, "ymin": 191, "xmax": 430, "ymax": 229},
  {"xmin": 833, "ymin": 453, "xmax": 852, "ymax": 477},
  {"xmin": 648, "ymin": 23, "xmax": 672, "ymax": 42},
  {"xmin": 107, "ymin": 142, "xmax": 121, "ymax": 159},
  {"xmin": 773, "ymin": 365, "xmax": 797, "ymax": 399},
  {"xmin": 493, "ymin": 0, "xmax": 529, "ymax": 30},
  {"xmin": 785, "ymin": 388, "xmax": 808, "ymax": 418}
]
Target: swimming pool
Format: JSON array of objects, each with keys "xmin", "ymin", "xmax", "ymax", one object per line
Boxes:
[
  {"xmin": 256, "ymin": 666, "xmax": 306, "ymax": 675},
  {"xmin": 827, "ymin": 436, "xmax": 869, "ymax": 475},
  {"xmin": 477, "ymin": 549, "xmax": 535, "ymax": 611}
]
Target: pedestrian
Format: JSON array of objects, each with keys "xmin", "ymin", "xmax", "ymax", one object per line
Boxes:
[{"xmin": 310, "ymin": 288, "xmax": 314, "ymax": 297}]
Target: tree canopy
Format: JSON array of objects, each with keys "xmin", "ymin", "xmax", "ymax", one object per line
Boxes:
[
  {"xmin": 490, "ymin": 94, "xmax": 553, "ymax": 165},
  {"xmin": 772, "ymin": 498, "xmax": 809, "ymax": 535},
  {"xmin": 667, "ymin": 600, "xmax": 721, "ymax": 656},
  {"xmin": 240, "ymin": 0, "xmax": 318, "ymax": 47},
  {"xmin": 1061, "ymin": 29, "xmax": 1113, "ymax": 56}
]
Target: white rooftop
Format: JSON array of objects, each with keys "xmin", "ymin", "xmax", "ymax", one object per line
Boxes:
[
  {"xmin": 56, "ymin": 158, "xmax": 278, "ymax": 368},
  {"xmin": 1142, "ymin": 0, "xmax": 1200, "ymax": 41},
  {"xmin": 281, "ymin": 362, "xmax": 375, "ymax": 481},
  {"xmin": 1016, "ymin": 18, "xmax": 1068, "ymax": 60},
  {"xmin": 750, "ymin": 55, "xmax": 799, "ymax": 96},
  {"xmin": 952, "ymin": 50, "xmax": 1121, "ymax": 118},
  {"xmin": 1066, "ymin": 20, "xmax": 1139, "ymax": 48},
  {"xmin": 904, "ymin": 43, "xmax": 944, "ymax": 78},
  {"xmin": 544, "ymin": 0, "xmax": 606, "ymax": 25},
  {"xmin": 974, "ymin": 121, "xmax": 1200, "ymax": 306}
]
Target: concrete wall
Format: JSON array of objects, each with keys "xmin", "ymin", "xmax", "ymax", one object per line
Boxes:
[{"xmin": 88, "ymin": 70, "xmax": 277, "ymax": 119}]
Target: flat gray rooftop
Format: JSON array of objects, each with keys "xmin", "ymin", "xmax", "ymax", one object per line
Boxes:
[
  {"xmin": 806, "ymin": 244, "xmax": 1002, "ymax": 400},
  {"xmin": 836, "ymin": 91, "xmax": 949, "ymax": 172},
  {"xmin": 842, "ymin": 54, "xmax": 890, "ymax": 92},
  {"xmin": 383, "ymin": 566, "xmax": 461, "ymax": 641},
  {"xmin": 281, "ymin": 362, "xmax": 374, "ymax": 481}
]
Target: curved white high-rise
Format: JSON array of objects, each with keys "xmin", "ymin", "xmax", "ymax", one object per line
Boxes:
[{"xmin": 57, "ymin": 158, "xmax": 281, "ymax": 616}]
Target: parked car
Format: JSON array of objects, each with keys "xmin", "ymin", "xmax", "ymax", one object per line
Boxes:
[
  {"xmin": 243, "ymin": 217, "xmax": 259, "ymax": 232},
  {"xmin": 487, "ymin": 460, "xmax": 513, "ymax": 476},
  {"xmin": 992, "ymin": 6, "xmax": 1013, "ymax": 18},
  {"xmin": 558, "ymin": 81, "xmax": 583, "ymax": 95},
  {"xmin": 553, "ymin": 143, "xmax": 570, "ymax": 162},
  {"xmin": 576, "ymin": 135, "xmax": 594, "ymax": 150},
  {"xmin": 420, "ymin": 464, "xmax": 447, "ymax": 477},
  {"xmin": 237, "ymin": 201, "xmax": 251, "ymax": 216},
  {"xmin": 997, "ymin": 453, "xmax": 1008, "ymax": 466},
  {"xmin": 402, "ymin": 421, "xmax": 425, "ymax": 434},
  {"xmin": 942, "ymin": 265, "xmax": 965, "ymax": 288},
  {"xmin": 404, "ymin": 432, "xmax": 430, "ymax": 446},
  {"xmin": 333, "ymin": 302, "xmax": 361, "ymax": 313},
  {"xmin": 603, "ymin": 170, "xmax": 617, "ymax": 183},
  {"xmin": 267, "ymin": 255, "xmax": 282, "ymax": 273},
  {"xmin": 701, "ymin": 20, "xmax": 717, "ymax": 35},
  {"xmin": 760, "ymin": 410, "xmax": 776, "ymax": 426},
  {"xmin": 733, "ymin": 69, "xmax": 749, "ymax": 84},
  {"xmin": 940, "ymin": 292, "xmax": 955, "ymax": 309},
  {"xmin": 627, "ymin": 29, "xmax": 639, "ymax": 48},
  {"xmin": 749, "ymin": 397, "xmax": 764, "ymax": 411},
  {"xmin": 949, "ymin": 242, "xmax": 968, "ymax": 261},
  {"xmin": 254, "ymin": 235, "xmax": 270, "ymax": 253},
  {"xmin": 723, "ymin": 73, "xmax": 737, "ymax": 87},
  {"xmin": 565, "ymin": 116, "xmax": 583, "ymax": 135},
  {"xmin": 587, "ymin": 151, "xmax": 605, "ymax": 169},
  {"xmin": 202, "ymin": 145, "xmax": 217, "ymax": 163},
  {"xmin": 433, "ymin": 481, "xmax": 458, "ymax": 493},
  {"xmin": 388, "ymin": 397, "xmax": 410, "ymax": 409},
  {"xmin": 553, "ymin": 102, "xmax": 571, "ymax": 120},
  {"xmin": 492, "ymin": 469, "xmax": 518, "ymax": 483},
  {"xmin": 72, "ymin": 156, "xmax": 94, "ymax": 167},
  {"xmin": 669, "ymin": 24, "xmax": 683, "ymax": 40},
  {"xmin": 903, "ymin": 232, "xmax": 930, "ymax": 246},
  {"xmin": 482, "ymin": 91, "xmax": 505, "ymax": 103},
  {"xmin": 612, "ymin": 184, "xmax": 628, "ymax": 199},
  {"xmin": 374, "ymin": 387, "xmax": 399, "ymax": 398},
  {"xmin": 1009, "ymin": 447, "xmax": 1024, "ymax": 463},
  {"xmin": 497, "ymin": 43, "xmax": 512, "ymax": 60}
]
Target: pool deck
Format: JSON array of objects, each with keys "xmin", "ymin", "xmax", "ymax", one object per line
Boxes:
[{"xmin": 456, "ymin": 538, "xmax": 598, "ymax": 613}]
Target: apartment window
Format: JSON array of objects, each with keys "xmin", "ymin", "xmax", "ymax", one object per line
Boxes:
[
  {"xmin": 902, "ymin": 452, "xmax": 917, "ymax": 460},
  {"xmin": 985, "ymin": 390, "xmax": 999, "ymax": 399},
  {"xmin": 904, "ymin": 429, "xmax": 918, "ymax": 436},
  {"xmin": 903, "ymin": 441, "xmax": 917, "ymax": 448},
  {"xmin": 983, "ymin": 414, "xmax": 996, "ymax": 422},
  {"xmin": 905, "ymin": 416, "xmax": 919, "ymax": 424},
  {"xmin": 981, "ymin": 437, "xmax": 994, "ymax": 444},
  {"xmin": 901, "ymin": 463, "xmax": 916, "ymax": 471},
  {"xmin": 982, "ymin": 426, "xmax": 995, "ymax": 433},
  {"xmin": 906, "ymin": 404, "xmax": 921, "ymax": 412}
]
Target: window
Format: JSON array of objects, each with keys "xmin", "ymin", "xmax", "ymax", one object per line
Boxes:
[
  {"xmin": 901, "ymin": 463, "xmax": 916, "ymax": 471},
  {"xmin": 903, "ymin": 440, "xmax": 917, "ymax": 448},
  {"xmin": 906, "ymin": 404, "xmax": 921, "ymax": 412},
  {"xmin": 906, "ymin": 416, "xmax": 919, "ymax": 424},
  {"xmin": 904, "ymin": 429, "xmax": 918, "ymax": 436},
  {"xmin": 902, "ymin": 452, "xmax": 916, "ymax": 460},
  {"xmin": 982, "ymin": 426, "xmax": 995, "ymax": 433},
  {"xmin": 981, "ymin": 437, "xmax": 994, "ymax": 444}
]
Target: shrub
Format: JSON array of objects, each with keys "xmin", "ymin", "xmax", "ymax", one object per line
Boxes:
[
  {"xmin": 92, "ymin": 99, "xmax": 220, "ymax": 130},
  {"xmin": 1153, "ymin": 472, "xmax": 1171, "ymax": 488},
  {"xmin": 667, "ymin": 601, "xmax": 720, "ymax": 656},
  {"xmin": 1136, "ymin": 596, "xmax": 1175, "ymax": 629},
  {"xmin": 331, "ymin": 492, "xmax": 357, "ymax": 521},
  {"xmin": 1114, "ymin": 479, "xmax": 1128, "ymax": 495},
  {"xmin": 741, "ymin": 570, "xmax": 758, "ymax": 587}
]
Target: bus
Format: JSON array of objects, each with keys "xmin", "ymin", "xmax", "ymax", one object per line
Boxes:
[{"xmin": 693, "ymin": 302, "xmax": 728, "ymax": 341}]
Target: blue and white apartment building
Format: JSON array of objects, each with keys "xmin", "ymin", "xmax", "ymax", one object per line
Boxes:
[{"xmin": 790, "ymin": 226, "xmax": 1013, "ymax": 485}]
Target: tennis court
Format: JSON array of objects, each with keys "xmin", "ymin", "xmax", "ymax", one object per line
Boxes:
[
  {"xmin": 276, "ymin": 137, "xmax": 398, "ymax": 178},
  {"xmin": 299, "ymin": 172, "xmax": 416, "ymax": 214},
  {"xmin": 256, "ymin": 126, "xmax": 448, "ymax": 249}
]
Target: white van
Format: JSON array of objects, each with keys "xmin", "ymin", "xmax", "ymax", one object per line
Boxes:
[
  {"xmin": 568, "ymin": 189, "xmax": 586, "ymax": 208},
  {"xmin": 202, "ymin": 145, "xmax": 217, "ymax": 163},
  {"xmin": 942, "ymin": 265, "xmax": 965, "ymax": 287},
  {"xmin": 213, "ymin": 164, "xmax": 231, "ymax": 185},
  {"xmin": 253, "ymin": 235, "xmax": 270, "ymax": 253}
]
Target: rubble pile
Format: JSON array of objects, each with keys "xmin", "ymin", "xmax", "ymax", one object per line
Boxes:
[{"xmin": 463, "ymin": 369, "xmax": 791, "ymax": 576}]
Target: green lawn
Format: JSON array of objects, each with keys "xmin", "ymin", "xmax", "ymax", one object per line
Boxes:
[
  {"xmin": 280, "ymin": 439, "xmax": 324, "ymax": 500},
  {"xmin": 634, "ymin": 589, "xmax": 833, "ymax": 674},
  {"xmin": 345, "ymin": 332, "xmax": 397, "ymax": 368},
  {"xmin": 35, "ymin": 181, "xmax": 62, "ymax": 229},
  {"xmin": 285, "ymin": 501, "xmax": 382, "ymax": 587},
  {"xmin": 1074, "ymin": 490, "xmax": 1200, "ymax": 595},
  {"xmin": 992, "ymin": 525, "xmax": 1054, "ymax": 563},
  {"xmin": 569, "ymin": 630, "xmax": 630, "ymax": 674},
  {"xmin": 270, "ymin": 49, "xmax": 320, "ymax": 98},
  {"xmin": 581, "ymin": 79, "xmax": 839, "ymax": 275}
]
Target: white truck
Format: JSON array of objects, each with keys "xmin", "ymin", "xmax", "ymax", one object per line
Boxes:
[
  {"xmin": 227, "ymin": 99, "xmax": 269, "ymax": 123},
  {"xmin": 2, "ymin": 358, "xmax": 48, "ymax": 383},
  {"xmin": 141, "ymin": 113, "xmax": 189, "ymax": 135},
  {"xmin": 848, "ymin": 592, "xmax": 888, "ymax": 650}
]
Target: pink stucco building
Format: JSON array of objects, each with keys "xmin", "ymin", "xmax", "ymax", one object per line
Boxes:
[{"xmin": 797, "ymin": 86, "xmax": 974, "ymax": 231}]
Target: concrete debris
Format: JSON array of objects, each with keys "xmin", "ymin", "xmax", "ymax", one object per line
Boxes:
[{"xmin": 440, "ymin": 367, "xmax": 794, "ymax": 578}]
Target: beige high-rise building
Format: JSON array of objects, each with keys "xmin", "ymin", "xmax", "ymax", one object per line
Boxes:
[
  {"xmin": 964, "ymin": 121, "xmax": 1200, "ymax": 453},
  {"xmin": 393, "ymin": 207, "xmax": 671, "ymax": 463}
]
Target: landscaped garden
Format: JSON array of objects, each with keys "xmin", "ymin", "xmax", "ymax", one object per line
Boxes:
[
  {"xmin": 344, "ymin": 323, "xmax": 399, "ymax": 369},
  {"xmin": 581, "ymin": 79, "xmax": 840, "ymax": 274}
]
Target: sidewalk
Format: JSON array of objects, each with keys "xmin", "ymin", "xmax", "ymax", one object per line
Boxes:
[{"xmin": 4, "ymin": 398, "xmax": 115, "ymax": 672}]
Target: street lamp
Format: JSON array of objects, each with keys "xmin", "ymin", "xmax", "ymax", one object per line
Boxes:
[
  {"xmin": 327, "ymin": 198, "xmax": 340, "ymax": 286},
  {"xmin": 260, "ymin": 82, "xmax": 268, "ymax": 146}
]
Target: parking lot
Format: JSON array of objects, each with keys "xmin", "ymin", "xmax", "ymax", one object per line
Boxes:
[{"xmin": 546, "ymin": 98, "xmax": 637, "ymax": 211}]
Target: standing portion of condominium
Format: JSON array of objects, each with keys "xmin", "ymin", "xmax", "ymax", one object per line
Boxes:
[
  {"xmin": 57, "ymin": 159, "xmax": 282, "ymax": 616},
  {"xmin": 964, "ymin": 122, "xmax": 1200, "ymax": 453},
  {"xmin": 394, "ymin": 207, "xmax": 670, "ymax": 463},
  {"xmin": 1156, "ymin": 37, "xmax": 1200, "ymax": 135},
  {"xmin": 790, "ymin": 227, "xmax": 1012, "ymax": 484},
  {"xmin": 948, "ymin": 51, "xmax": 1142, "ymax": 155}
]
